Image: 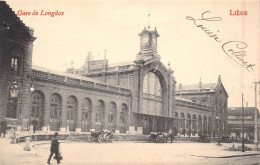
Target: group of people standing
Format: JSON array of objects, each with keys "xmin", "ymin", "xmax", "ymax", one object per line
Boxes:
[{"xmin": 0, "ymin": 119, "xmax": 7, "ymax": 138}]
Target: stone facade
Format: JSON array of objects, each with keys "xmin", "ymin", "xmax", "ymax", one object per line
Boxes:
[
  {"xmin": 0, "ymin": 2, "xmax": 35, "ymax": 125},
  {"xmin": 175, "ymin": 77, "xmax": 229, "ymax": 136}
]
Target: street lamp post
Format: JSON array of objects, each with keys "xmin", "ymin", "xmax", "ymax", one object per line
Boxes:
[
  {"xmin": 9, "ymin": 82, "xmax": 20, "ymax": 119},
  {"xmin": 253, "ymin": 81, "xmax": 260, "ymax": 149},
  {"xmin": 216, "ymin": 116, "xmax": 220, "ymax": 145},
  {"xmin": 242, "ymin": 93, "xmax": 245, "ymax": 152}
]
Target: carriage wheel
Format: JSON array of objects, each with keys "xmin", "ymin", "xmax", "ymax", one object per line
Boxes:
[
  {"xmin": 156, "ymin": 137, "xmax": 160, "ymax": 143},
  {"xmin": 98, "ymin": 135, "xmax": 103, "ymax": 143}
]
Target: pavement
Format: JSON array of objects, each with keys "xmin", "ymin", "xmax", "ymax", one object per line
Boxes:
[{"xmin": 0, "ymin": 135, "xmax": 260, "ymax": 165}]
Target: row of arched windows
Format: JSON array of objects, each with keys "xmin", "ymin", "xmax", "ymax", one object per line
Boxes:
[
  {"xmin": 174, "ymin": 112, "xmax": 212, "ymax": 135},
  {"xmin": 30, "ymin": 91, "xmax": 128, "ymax": 132}
]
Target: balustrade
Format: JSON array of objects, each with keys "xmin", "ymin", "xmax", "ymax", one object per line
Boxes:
[{"xmin": 31, "ymin": 69, "xmax": 130, "ymax": 96}]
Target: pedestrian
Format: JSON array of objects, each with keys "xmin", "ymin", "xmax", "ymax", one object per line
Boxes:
[
  {"xmin": 31, "ymin": 119, "xmax": 37, "ymax": 133},
  {"xmin": 170, "ymin": 129, "xmax": 175, "ymax": 143},
  {"xmin": 0, "ymin": 119, "xmax": 7, "ymax": 138},
  {"xmin": 47, "ymin": 132, "xmax": 61, "ymax": 164},
  {"xmin": 10, "ymin": 126, "xmax": 16, "ymax": 143}
]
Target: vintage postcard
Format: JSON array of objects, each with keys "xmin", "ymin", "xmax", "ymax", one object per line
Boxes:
[{"xmin": 0, "ymin": 0, "xmax": 259, "ymax": 164}]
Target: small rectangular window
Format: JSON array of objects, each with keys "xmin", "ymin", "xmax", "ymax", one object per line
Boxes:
[{"xmin": 11, "ymin": 57, "xmax": 18, "ymax": 72}]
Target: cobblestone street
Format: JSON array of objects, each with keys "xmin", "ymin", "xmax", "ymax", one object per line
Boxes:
[{"xmin": 1, "ymin": 137, "xmax": 260, "ymax": 165}]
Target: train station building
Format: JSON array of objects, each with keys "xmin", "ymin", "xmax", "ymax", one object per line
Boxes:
[{"xmin": 0, "ymin": 1, "xmax": 228, "ymax": 136}]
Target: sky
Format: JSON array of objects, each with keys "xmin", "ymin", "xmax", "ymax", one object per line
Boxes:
[{"xmin": 4, "ymin": 0, "xmax": 260, "ymax": 108}]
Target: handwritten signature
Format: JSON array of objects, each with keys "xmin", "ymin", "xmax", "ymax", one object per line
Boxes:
[{"xmin": 186, "ymin": 11, "xmax": 255, "ymax": 72}]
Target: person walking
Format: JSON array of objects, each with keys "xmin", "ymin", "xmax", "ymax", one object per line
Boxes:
[
  {"xmin": 31, "ymin": 119, "xmax": 37, "ymax": 133},
  {"xmin": 0, "ymin": 119, "xmax": 7, "ymax": 138},
  {"xmin": 170, "ymin": 129, "xmax": 175, "ymax": 143},
  {"xmin": 47, "ymin": 132, "xmax": 61, "ymax": 164}
]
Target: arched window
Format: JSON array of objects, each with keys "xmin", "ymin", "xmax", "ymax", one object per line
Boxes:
[
  {"xmin": 120, "ymin": 104, "xmax": 127, "ymax": 125},
  {"xmin": 142, "ymin": 71, "xmax": 163, "ymax": 115},
  {"xmin": 31, "ymin": 91, "xmax": 44, "ymax": 129},
  {"xmin": 143, "ymin": 72, "xmax": 162, "ymax": 96},
  {"xmin": 31, "ymin": 91, "xmax": 44, "ymax": 120},
  {"xmin": 201, "ymin": 99, "xmax": 208, "ymax": 105},
  {"xmin": 82, "ymin": 98, "xmax": 91, "ymax": 122},
  {"xmin": 67, "ymin": 96, "xmax": 77, "ymax": 121},
  {"xmin": 108, "ymin": 102, "xmax": 116, "ymax": 124},
  {"xmin": 50, "ymin": 94, "xmax": 61, "ymax": 120},
  {"xmin": 96, "ymin": 100, "xmax": 104, "ymax": 122},
  {"xmin": 50, "ymin": 94, "xmax": 61, "ymax": 131}
]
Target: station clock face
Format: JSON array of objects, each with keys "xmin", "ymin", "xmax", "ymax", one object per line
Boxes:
[{"xmin": 142, "ymin": 36, "xmax": 149, "ymax": 44}]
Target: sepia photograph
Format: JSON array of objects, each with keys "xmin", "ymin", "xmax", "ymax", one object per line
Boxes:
[{"xmin": 0, "ymin": 0, "xmax": 259, "ymax": 164}]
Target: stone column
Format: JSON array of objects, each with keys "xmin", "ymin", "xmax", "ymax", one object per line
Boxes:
[
  {"xmin": 19, "ymin": 83, "xmax": 31, "ymax": 131},
  {"xmin": 207, "ymin": 121, "xmax": 209, "ymax": 135},
  {"xmin": 202, "ymin": 118, "xmax": 204, "ymax": 135},
  {"xmin": 115, "ymin": 101, "xmax": 120, "ymax": 134},
  {"xmin": 102, "ymin": 101, "xmax": 108, "ymax": 130},
  {"xmin": 60, "ymin": 94, "xmax": 67, "ymax": 132},
  {"xmin": 196, "ymin": 120, "xmax": 199, "ymax": 135},
  {"xmin": 42, "ymin": 92, "xmax": 50, "ymax": 132}
]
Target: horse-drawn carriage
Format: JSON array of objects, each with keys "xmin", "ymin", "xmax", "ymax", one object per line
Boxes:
[
  {"xmin": 89, "ymin": 130, "xmax": 113, "ymax": 143},
  {"xmin": 148, "ymin": 132, "xmax": 168, "ymax": 143},
  {"xmin": 198, "ymin": 134, "xmax": 211, "ymax": 143}
]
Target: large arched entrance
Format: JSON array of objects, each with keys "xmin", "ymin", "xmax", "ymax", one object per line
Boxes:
[
  {"xmin": 108, "ymin": 102, "xmax": 117, "ymax": 130},
  {"xmin": 141, "ymin": 70, "xmax": 165, "ymax": 134},
  {"xmin": 31, "ymin": 91, "xmax": 44, "ymax": 130},
  {"xmin": 67, "ymin": 96, "xmax": 77, "ymax": 132},
  {"xmin": 50, "ymin": 94, "xmax": 61, "ymax": 131},
  {"xmin": 119, "ymin": 104, "xmax": 128, "ymax": 133},
  {"xmin": 95, "ymin": 100, "xmax": 105, "ymax": 131},
  {"xmin": 81, "ymin": 98, "xmax": 92, "ymax": 132}
]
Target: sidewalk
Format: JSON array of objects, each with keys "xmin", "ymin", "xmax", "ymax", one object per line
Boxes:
[
  {"xmin": 0, "ymin": 137, "xmax": 40, "ymax": 165},
  {"xmin": 1, "ymin": 136, "xmax": 260, "ymax": 165}
]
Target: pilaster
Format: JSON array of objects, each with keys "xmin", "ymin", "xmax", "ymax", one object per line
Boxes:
[{"xmin": 76, "ymin": 98, "xmax": 82, "ymax": 132}]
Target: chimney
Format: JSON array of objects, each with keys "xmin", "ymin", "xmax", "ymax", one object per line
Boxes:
[
  {"xmin": 218, "ymin": 75, "xmax": 222, "ymax": 83},
  {"xmin": 87, "ymin": 51, "xmax": 93, "ymax": 62},
  {"xmin": 199, "ymin": 78, "xmax": 202, "ymax": 88},
  {"xmin": 179, "ymin": 83, "xmax": 182, "ymax": 90}
]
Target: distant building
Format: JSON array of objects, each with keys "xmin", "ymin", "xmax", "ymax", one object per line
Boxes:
[
  {"xmin": 228, "ymin": 107, "xmax": 259, "ymax": 140},
  {"xmin": 175, "ymin": 78, "xmax": 229, "ymax": 136}
]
